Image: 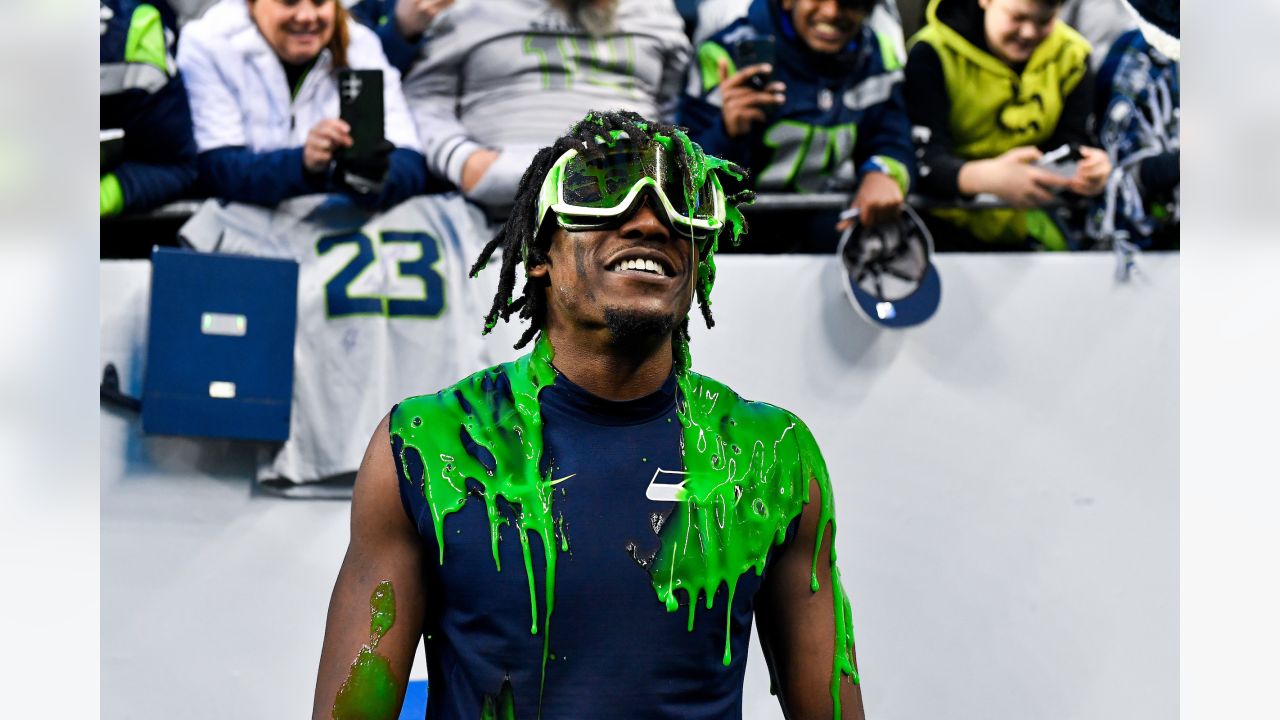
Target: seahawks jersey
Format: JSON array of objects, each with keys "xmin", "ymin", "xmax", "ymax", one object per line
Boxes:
[
  {"xmin": 387, "ymin": 327, "xmax": 864, "ymax": 720},
  {"xmin": 679, "ymin": 0, "xmax": 913, "ymax": 195},
  {"xmin": 394, "ymin": 368, "xmax": 798, "ymax": 719},
  {"xmin": 181, "ymin": 194, "xmax": 490, "ymax": 491}
]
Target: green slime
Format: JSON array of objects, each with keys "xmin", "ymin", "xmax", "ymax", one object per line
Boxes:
[
  {"xmin": 392, "ymin": 116, "xmax": 856, "ymax": 718},
  {"xmin": 391, "ymin": 338, "xmax": 858, "ymax": 717},
  {"xmin": 391, "ymin": 338, "xmax": 561, "ymax": 697},
  {"xmin": 666, "ymin": 368, "xmax": 859, "ymax": 699},
  {"xmin": 333, "ymin": 581, "xmax": 400, "ymax": 720},
  {"xmin": 479, "ymin": 679, "xmax": 517, "ymax": 720}
]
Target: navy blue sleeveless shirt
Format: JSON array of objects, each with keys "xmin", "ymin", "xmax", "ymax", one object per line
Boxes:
[{"xmin": 394, "ymin": 369, "xmax": 794, "ymax": 719}]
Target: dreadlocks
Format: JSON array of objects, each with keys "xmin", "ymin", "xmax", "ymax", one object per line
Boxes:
[{"xmin": 468, "ymin": 110, "xmax": 754, "ymax": 353}]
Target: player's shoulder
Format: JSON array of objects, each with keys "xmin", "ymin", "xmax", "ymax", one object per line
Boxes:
[
  {"xmin": 389, "ymin": 358, "xmax": 519, "ymax": 435},
  {"xmin": 679, "ymin": 371, "xmax": 826, "ymax": 490},
  {"xmin": 679, "ymin": 370, "xmax": 814, "ymax": 436}
]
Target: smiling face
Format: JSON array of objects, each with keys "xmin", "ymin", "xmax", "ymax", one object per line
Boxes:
[
  {"xmin": 249, "ymin": 0, "xmax": 335, "ymax": 65},
  {"xmin": 782, "ymin": 0, "xmax": 868, "ymax": 55},
  {"xmin": 529, "ymin": 193, "xmax": 695, "ymax": 349},
  {"xmin": 978, "ymin": 0, "xmax": 1059, "ymax": 66}
]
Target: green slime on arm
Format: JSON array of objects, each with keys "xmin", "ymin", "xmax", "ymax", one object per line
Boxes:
[
  {"xmin": 332, "ymin": 581, "xmax": 400, "ymax": 720},
  {"xmin": 665, "ymin": 368, "xmax": 860, "ymax": 714}
]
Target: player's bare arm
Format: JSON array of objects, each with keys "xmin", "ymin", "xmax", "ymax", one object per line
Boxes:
[
  {"xmin": 756, "ymin": 475, "xmax": 865, "ymax": 720},
  {"xmin": 312, "ymin": 413, "xmax": 427, "ymax": 720}
]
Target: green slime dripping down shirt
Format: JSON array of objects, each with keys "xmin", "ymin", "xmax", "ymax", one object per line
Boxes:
[{"xmin": 389, "ymin": 336, "xmax": 857, "ymax": 719}]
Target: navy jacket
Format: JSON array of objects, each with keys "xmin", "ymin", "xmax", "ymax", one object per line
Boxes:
[
  {"xmin": 678, "ymin": 0, "xmax": 914, "ymax": 194},
  {"xmin": 100, "ymin": 0, "xmax": 197, "ymax": 214}
]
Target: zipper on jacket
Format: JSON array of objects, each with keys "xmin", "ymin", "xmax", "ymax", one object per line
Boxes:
[{"xmin": 288, "ymin": 50, "xmax": 330, "ymax": 135}]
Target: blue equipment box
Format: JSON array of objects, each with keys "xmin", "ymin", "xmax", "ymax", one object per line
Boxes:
[{"xmin": 142, "ymin": 247, "xmax": 298, "ymax": 441}]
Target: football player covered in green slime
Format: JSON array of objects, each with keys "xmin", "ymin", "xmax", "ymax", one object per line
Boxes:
[{"xmin": 312, "ymin": 110, "xmax": 863, "ymax": 719}]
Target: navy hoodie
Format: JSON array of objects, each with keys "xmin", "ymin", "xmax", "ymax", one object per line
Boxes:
[{"xmin": 678, "ymin": 0, "xmax": 914, "ymax": 195}]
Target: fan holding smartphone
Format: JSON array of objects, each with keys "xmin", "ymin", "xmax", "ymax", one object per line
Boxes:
[
  {"xmin": 178, "ymin": 0, "xmax": 426, "ymax": 210},
  {"xmin": 678, "ymin": 0, "xmax": 915, "ymax": 248}
]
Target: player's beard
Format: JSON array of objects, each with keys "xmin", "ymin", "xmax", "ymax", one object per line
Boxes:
[
  {"xmin": 564, "ymin": 0, "xmax": 617, "ymax": 37},
  {"xmin": 603, "ymin": 306, "xmax": 675, "ymax": 354}
]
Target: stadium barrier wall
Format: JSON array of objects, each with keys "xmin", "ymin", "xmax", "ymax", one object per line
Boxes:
[{"xmin": 101, "ymin": 251, "xmax": 1177, "ymax": 719}]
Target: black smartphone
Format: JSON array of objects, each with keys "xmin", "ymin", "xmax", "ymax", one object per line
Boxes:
[
  {"xmin": 733, "ymin": 36, "xmax": 776, "ymax": 90},
  {"xmin": 337, "ymin": 69, "xmax": 385, "ymax": 160}
]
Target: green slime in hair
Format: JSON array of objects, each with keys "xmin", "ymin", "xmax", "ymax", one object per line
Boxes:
[
  {"xmin": 391, "ymin": 119, "xmax": 856, "ymax": 718},
  {"xmin": 332, "ymin": 580, "xmax": 400, "ymax": 720},
  {"xmin": 579, "ymin": 122, "xmax": 749, "ymax": 344}
]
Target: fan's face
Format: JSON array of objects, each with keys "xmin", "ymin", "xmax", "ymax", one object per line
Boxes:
[
  {"xmin": 979, "ymin": 0, "xmax": 1058, "ymax": 65},
  {"xmin": 250, "ymin": 0, "xmax": 335, "ymax": 65},
  {"xmin": 782, "ymin": 0, "xmax": 867, "ymax": 55}
]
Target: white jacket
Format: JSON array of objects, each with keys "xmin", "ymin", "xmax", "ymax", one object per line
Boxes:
[{"xmin": 177, "ymin": 0, "xmax": 420, "ymax": 154}]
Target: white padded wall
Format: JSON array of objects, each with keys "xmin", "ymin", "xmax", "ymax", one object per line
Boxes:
[
  {"xmin": 102, "ymin": 253, "xmax": 1177, "ymax": 719},
  {"xmin": 684, "ymin": 254, "xmax": 1178, "ymax": 720}
]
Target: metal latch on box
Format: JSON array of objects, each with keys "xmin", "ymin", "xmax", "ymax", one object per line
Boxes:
[
  {"xmin": 208, "ymin": 381, "xmax": 237, "ymax": 399},
  {"xmin": 201, "ymin": 312, "xmax": 247, "ymax": 337}
]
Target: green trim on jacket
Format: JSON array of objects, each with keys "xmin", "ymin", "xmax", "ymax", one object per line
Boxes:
[{"xmin": 124, "ymin": 3, "xmax": 169, "ymax": 73}]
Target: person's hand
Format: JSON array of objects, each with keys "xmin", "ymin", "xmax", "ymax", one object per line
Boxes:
[
  {"xmin": 960, "ymin": 146, "xmax": 1071, "ymax": 209},
  {"xmin": 304, "ymin": 119, "xmax": 353, "ymax": 174},
  {"xmin": 716, "ymin": 59, "xmax": 786, "ymax": 138},
  {"xmin": 838, "ymin": 171, "xmax": 904, "ymax": 230},
  {"xmin": 394, "ymin": 0, "xmax": 453, "ymax": 40},
  {"xmin": 460, "ymin": 148, "xmax": 499, "ymax": 193},
  {"xmin": 1066, "ymin": 145, "xmax": 1111, "ymax": 197},
  {"xmin": 336, "ymin": 140, "xmax": 394, "ymax": 196}
]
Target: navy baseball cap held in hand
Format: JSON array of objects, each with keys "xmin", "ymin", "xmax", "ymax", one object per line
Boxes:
[{"xmin": 837, "ymin": 204, "xmax": 942, "ymax": 329}]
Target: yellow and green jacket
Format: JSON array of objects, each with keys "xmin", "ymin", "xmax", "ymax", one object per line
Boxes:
[{"xmin": 905, "ymin": 0, "xmax": 1093, "ymax": 248}]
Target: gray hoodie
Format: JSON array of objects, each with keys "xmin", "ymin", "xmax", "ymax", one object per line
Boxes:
[{"xmin": 402, "ymin": 0, "xmax": 691, "ymax": 213}]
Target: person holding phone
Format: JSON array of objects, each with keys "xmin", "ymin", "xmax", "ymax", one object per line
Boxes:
[
  {"xmin": 311, "ymin": 110, "xmax": 867, "ymax": 720},
  {"xmin": 679, "ymin": 0, "xmax": 914, "ymax": 249},
  {"xmin": 178, "ymin": 0, "xmax": 427, "ymax": 210},
  {"xmin": 904, "ymin": 0, "xmax": 1112, "ymax": 250}
]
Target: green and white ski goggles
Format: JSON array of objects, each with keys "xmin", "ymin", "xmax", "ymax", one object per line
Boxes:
[{"xmin": 534, "ymin": 139, "xmax": 728, "ymax": 240}]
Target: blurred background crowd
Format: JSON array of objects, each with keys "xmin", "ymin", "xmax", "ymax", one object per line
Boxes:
[{"xmin": 100, "ymin": 0, "xmax": 1180, "ymax": 255}]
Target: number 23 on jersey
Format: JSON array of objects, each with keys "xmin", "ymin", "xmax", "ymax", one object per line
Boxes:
[{"xmin": 317, "ymin": 230, "xmax": 447, "ymax": 319}]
